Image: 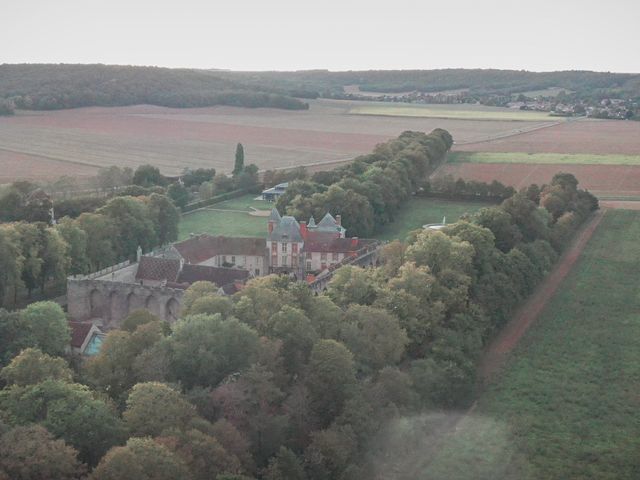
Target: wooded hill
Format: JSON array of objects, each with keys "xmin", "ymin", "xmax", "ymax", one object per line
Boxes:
[
  {"xmin": 0, "ymin": 64, "xmax": 309, "ymax": 112},
  {"xmin": 219, "ymin": 68, "xmax": 640, "ymax": 100}
]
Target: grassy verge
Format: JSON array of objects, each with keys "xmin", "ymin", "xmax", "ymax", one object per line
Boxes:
[
  {"xmin": 420, "ymin": 210, "xmax": 640, "ymax": 480},
  {"xmin": 449, "ymin": 151, "xmax": 640, "ymax": 165},
  {"xmin": 374, "ymin": 197, "xmax": 489, "ymax": 241}
]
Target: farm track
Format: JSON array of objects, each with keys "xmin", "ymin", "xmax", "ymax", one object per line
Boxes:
[
  {"xmin": 410, "ymin": 210, "xmax": 607, "ymax": 477},
  {"xmin": 478, "ymin": 209, "xmax": 606, "ymax": 383}
]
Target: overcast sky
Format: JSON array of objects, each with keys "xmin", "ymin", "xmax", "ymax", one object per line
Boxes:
[{"xmin": 2, "ymin": 0, "xmax": 638, "ymax": 73}]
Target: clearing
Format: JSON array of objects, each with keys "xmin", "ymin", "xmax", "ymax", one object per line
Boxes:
[{"xmin": 420, "ymin": 209, "xmax": 640, "ymax": 480}]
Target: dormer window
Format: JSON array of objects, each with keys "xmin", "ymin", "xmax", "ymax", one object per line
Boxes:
[{"xmin": 281, "ymin": 243, "xmax": 288, "ymax": 253}]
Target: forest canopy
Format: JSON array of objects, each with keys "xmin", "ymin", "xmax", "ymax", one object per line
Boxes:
[{"xmin": 0, "ymin": 64, "xmax": 309, "ymax": 111}]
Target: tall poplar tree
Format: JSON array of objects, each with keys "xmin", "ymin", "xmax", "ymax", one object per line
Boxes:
[{"xmin": 233, "ymin": 143, "xmax": 245, "ymax": 176}]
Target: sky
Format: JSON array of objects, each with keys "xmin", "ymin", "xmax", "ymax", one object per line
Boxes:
[{"xmin": 2, "ymin": 0, "xmax": 639, "ymax": 73}]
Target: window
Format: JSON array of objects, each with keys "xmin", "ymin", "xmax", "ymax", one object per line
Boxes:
[
  {"xmin": 320, "ymin": 252, "xmax": 327, "ymax": 261},
  {"xmin": 282, "ymin": 256, "xmax": 288, "ymax": 266},
  {"xmin": 231, "ymin": 256, "xmax": 236, "ymax": 264},
  {"xmin": 255, "ymin": 268, "xmax": 260, "ymax": 276},
  {"xmin": 222, "ymin": 255, "xmax": 226, "ymax": 263},
  {"xmin": 292, "ymin": 256, "xmax": 298, "ymax": 267},
  {"xmin": 282, "ymin": 243, "xmax": 288, "ymax": 253},
  {"xmin": 332, "ymin": 253, "xmax": 339, "ymax": 261},
  {"xmin": 306, "ymin": 261, "xmax": 312, "ymax": 271},
  {"xmin": 271, "ymin": 243, "xmax": 277, "ymax": 253},
  {"xmin": 306, "ymin": 252, "xmax": 312, "ymax": 260},
  {"xmin": 292, "ymin": 243, "xmax": 298, "ymax": 254}
]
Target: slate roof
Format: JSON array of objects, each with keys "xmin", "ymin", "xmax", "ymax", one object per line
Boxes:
[
  {"xmin": 313, "ymin": 212, "xmax": 346, "ymax": 235},
  {"xmin": 135, "ymin": 256, "xmax": 181, "ymax": 282},
  {"xmin": 173, "ymin": 235, "xmax": 266, "ymax": 263},
  {"xmin": 269, "ymin": 208, "xmax": 282, "ymax": 222},
  {"xmin": 177, "ymin": 264, "xmax": 250, "ymax": 287},
  {"xmin": 269, "ymin": 216, "xmax": 303, "ymax": 242}
]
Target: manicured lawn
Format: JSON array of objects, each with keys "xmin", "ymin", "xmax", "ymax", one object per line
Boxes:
[
  {"xmin": 449, "ymin": 151, "xmax": 640, "ymax": 165},
  {"xmin": 374, "ymin": 197, "xmax": 490, "ymax": 241},
  {"xmin": 209, "ymin": 194, "xmax": 273, "ymax": 211},
  {"xmin": 421, "ymin": 210, "xmax": 640, "ymax": 480},
  {"xmin": 348, "ymin": 104, "xmax": 558, "ymax": 122},
  {"xmin": 179, "ymin": 209, "xmax": 266, "ymax": 239}
]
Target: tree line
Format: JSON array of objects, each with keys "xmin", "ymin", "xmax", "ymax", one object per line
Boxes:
[
  {"xmin": 217, "ymin": 69, "xmax": 640, "ymax": 102},
  {"xmin": 0, "ymin": 64, "xmax": 309, "ymax": 112},
  {"xmin": 0, "ymin": 193, "xmax": 179, "ymax": 308},
  {"xmin": 423, "ymin": 174, "xmax": 517, "ymax": 201},
  {"xmin": 275, "ymin": 129, "xmax": 454, "ymax": 237},
  {"xmin": 0, "ymin": 168, "xmax": 597, "ymax": 478}
]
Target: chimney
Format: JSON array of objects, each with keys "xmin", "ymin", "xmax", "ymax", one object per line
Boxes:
[
  {"xmin": 300, "ymin": 221, "xmax": 308, "ymax": 239},
  {"xmin": 336, "ymin": 214, "xmax": 341, "ymax": 226},
  {"xmin": 268, "ymin": 220, "xmax": 275, "ymax": 235},
  {"xmin": 351, "ymin": 236, "xmax": 358, "ymax": 248}
]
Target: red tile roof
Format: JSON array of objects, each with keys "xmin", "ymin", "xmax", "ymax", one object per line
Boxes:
[
  {"xmin": 135, "ymin": 257, "xmax": 181, "ymax": 282},
  {"xmin": 303, "ymin": 237, "xmax": 376, "ymax": 254},
  {"xmin": 173, "ymin": 235, "xmax": 266, "ymax": 264},
  {"xmin": 177, "ymin": 264, "xmax": 250, "ymax": 287},
  {"xmin": 69, "ymin": 321, "xmax": 95, "ymax": 348}
]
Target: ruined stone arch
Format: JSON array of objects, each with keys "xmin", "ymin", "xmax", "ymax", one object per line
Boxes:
[
  {"xmin": 145, "ymin": 295, "xmax": 160, "ymax": 317},
  {"xmin": 106, "ymin": 291, "xmax": 121, "ymax": 328},
  {"xmin": 89, "ymin": 289, "xmax": 104, "ymax": 318},
  {"xmin": 165, "ymin": 297, "xmax": 180, "ymax": 323},
  {"xmin": 126, "ymin": 291, "xmax": 141, "ymax": 316}
]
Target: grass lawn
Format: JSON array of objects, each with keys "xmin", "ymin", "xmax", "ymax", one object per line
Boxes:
[
  {"xmin": 179, "ymin": 195, "xmax": 271, "ymax": 240},
  {"xmin": 207, "ymin": 194, "xmax": 273, "ymax": 211},
  {"xmin": 348, "ymin": 104, "xmax": 558, "ymax": 122},
  {"xmin": 450, "ymin": 151, "xmax": 640, "ymax": 165},
  {"xmin": 420, "ymin": 210, "xmax": 640, "ymax": 480},
  {"xmin": 374, "ymin": 197, "xmax": 490, "ymax": 241}
]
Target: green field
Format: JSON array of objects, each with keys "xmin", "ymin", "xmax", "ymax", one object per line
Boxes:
[
  {"xmin": 420, "ymin": 210, "xmax": 640, "ymax": 480},
  {"xmin": 449, "ymin": 151, "xmax": 640, "ymax": 165},
  {"xmin": 348, "ymin": 104, "xmax": 558, "ymax": 122},
  {"xmin": 374, "ymin": 197, "xmax": 490, "ymax": 241},
  {"xmin": 179, "ymin": 195, "xmax": 271, "ymax": 240}
]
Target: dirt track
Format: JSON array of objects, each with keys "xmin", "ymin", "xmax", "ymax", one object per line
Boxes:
[{"xmin": 478, "ymin": 209, "xmax": 606, "ymax": 383}]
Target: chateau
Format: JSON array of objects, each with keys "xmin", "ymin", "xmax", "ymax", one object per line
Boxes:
[{"xmin": 67, "ymin": 209, "xmax": 381, "ymax": 329}]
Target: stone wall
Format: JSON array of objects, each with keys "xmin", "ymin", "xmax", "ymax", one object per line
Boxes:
[{"xmin": 67, "ymin": 277, "xmax": 184, "ymax": 329}]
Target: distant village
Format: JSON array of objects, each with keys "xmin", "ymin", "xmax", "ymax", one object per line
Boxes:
[{"xmin": 342, "ymin": 88, "xmax": 639, "ymax": 120}]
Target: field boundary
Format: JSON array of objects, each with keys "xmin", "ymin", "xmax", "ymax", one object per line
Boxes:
[
  {"xmin": 478, "ymin": 209, "xmax": 606, "ymax": 383},
  {"xmin": 452, "ymin": 119, "xmax": 565, "ymax": 146}
]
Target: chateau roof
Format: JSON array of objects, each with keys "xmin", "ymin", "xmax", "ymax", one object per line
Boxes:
[
  {"xmin": 173, "ymin": 235, "xmax": 266, "ymax": 264},
  {"xmin": 136, "ymin": 256, "xmax": 181, "ymax": 282},
  {"xmin": 269, "ymin": 208, "xmax": 282, "ymax": 222},
  {"xmin": 269, "ymin": 216, "xmax": 303, "ymax": 242},
  {"xmin": 317, "ymin": 212, "xmax": 337, "ymax": 228},
  {"xmin": 177, "ymin": 264, "xmax": 250, "ymax": 287}
]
